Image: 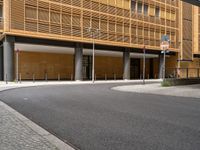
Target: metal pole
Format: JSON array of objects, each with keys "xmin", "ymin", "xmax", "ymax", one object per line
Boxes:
[
  {"xmin": 71, "ymin": 74, "xmax": 73, "ymax": 81},
  {"xmin": 92, "ymin": 33, "xmax": 95, "ymax": 84},
  {"xmin": 58, "ymin": 73, "xmax": 60, "ymax": 81},
  {"xmin": 33, "ymin": 74, "xmax": 35, "ymax": 83},
  {"xmin": 143, "ymin": 47, "xmax": 146, "ymax": 84},
  {"xmin": 19, "ymin": 73, "xmax": 21, "ymax": 83},
  {"xmin": 163, "ymin": 49, "xmax": 166, "ymax": 81},
  {"xmin": 6, "ymin": 74, "xmax": 7, "ymax": 84},
  {"xmin": 16, "ymin": 50, "xmax": 19, "ymax": 83}
]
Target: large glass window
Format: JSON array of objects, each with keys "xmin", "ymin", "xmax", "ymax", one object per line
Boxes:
[
  {"xmin": 143, "ymin": 4, "xmax": 148, "ymax": 16},
  {"xmin": 155, "ymin": 7, "xmax": 160, "ymax": 18},
  {"xmin": 137, "ymin": 2, "xmax": 143, "ymax": 14},
  {"xmin": 131, "ymin": 0, "xmax": 136, "ymax": 12},
  {"xmin": 0, "ymin": 5, "xmax": 2, "ymax": 21}
]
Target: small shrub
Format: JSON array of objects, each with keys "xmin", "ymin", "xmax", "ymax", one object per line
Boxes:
[{"xmin": 161, "ymin": 80, "xmax": 172, "ymax": 87}]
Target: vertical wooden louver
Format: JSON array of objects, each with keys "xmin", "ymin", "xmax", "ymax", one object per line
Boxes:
[
  {"xmin": 11, "ymin": 0, "xmax": 25, "ymax": 30},
  {"xmin": 6, "ymin": 0, "xmax": 179, "ymax": 52},
  {"xmin": 182, "ymin": 2, "xmax": 193, "ymax": 60},
  {"xmin": 0, "ymin": 0, "xmax": 3, "ymax": 30}
]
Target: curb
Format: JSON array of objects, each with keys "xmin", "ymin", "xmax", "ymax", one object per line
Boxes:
[{"xmin": 0, "ymin": 101, "xmax": 76, "ymax": 150}]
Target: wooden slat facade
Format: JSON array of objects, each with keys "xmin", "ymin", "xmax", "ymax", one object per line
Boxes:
[
  {"xmin": 2, "ymin": 0, "xmax": 179, "ymax": 51},
  {"xmin": 0, "ymin": 0, "xmax": 3, "ymax": 31},
  {"xmin": 179, "ymin": 1, "xmax": 193, "ymax": 60}
]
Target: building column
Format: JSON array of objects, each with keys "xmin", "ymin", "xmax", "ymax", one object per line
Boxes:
[
  {"xmin": 74, "ymin": 43, "xmax": 83, "ymax": 81},
  {"xmin": 123, "ymin": 49, "xmax": 130, "ymax": 80},
  {"xmin": 159, "ymin": 54, "xmax": 164, "ymax": 79},
  {"xmin": 3, "ymin": 36, "xmax": 15, "ymax": 81},
  {"xmin": 0, "ymin": 45, "xmax": 3, "ymax": 80}
]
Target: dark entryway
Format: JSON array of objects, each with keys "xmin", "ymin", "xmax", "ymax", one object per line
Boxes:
[
  {"xmin": 83, "ymin": 55, "xmax": 92, "ymax": 80},
  {"xmin": 130, "ymin": 58, "xmax": 140, "ymax": 79},
  {"xmin": 149, "ymin": 58, "xmax": 154, "ymax": 79}
]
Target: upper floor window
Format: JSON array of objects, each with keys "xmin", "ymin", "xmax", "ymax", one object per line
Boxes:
[
  {"xmin": 137, "ymin": 2, "xmax": 142, "ymax": 14},
  {"xmin": 143, "ymin": 4, "xmax": 148, "ymax": 16},
  {"xmin": 131, "ymin": 0, "xmax": 136, "ymax": 13},
  {"xmin": 155, "ymin": 7, "xmax": 160, "ymax": 18},
  {"xmin": 0, "ymin": 5, "xmax": 2, "ymax": 21}
]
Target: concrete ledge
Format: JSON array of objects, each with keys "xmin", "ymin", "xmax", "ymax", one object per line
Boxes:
[{"xmin": 165, "ymin": 78, "xmax": 200, "ymax": 86}]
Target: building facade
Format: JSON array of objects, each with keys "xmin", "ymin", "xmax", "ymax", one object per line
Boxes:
[{"xmin": 0, "ymin": 0, "xmax": 199, "ymax": 81}]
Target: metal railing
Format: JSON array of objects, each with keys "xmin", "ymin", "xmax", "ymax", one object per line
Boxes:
[{"xmin": 166, "ymin": 68, "xmax": 200, "ymax": 79}]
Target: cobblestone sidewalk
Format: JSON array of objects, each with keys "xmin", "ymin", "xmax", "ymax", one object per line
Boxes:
[{"xmin": 0, "ymin": 101, "xmax": 74, "ymax": 150}]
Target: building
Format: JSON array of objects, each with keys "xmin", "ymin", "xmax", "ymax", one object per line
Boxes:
[{"xmin": 0, "ymin": 0, "xmax": 199, "ymax": 81}]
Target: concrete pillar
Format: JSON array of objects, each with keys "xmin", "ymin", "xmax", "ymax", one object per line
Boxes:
[
  {"xmin": 3, "ymin": 36, "xmax": 15, "ymax": 81},
  {"xmin": 74, "ymin": 43, "xmax": 83, "ymax": 81},
  {"xmin": 0, "ymin": 45, "xmax": 3, "ymax": 80},
  {"xmin": 123, "ymin": 49, "xmax": 130, "ymax": 80},
  {"xmin": 159, "ymin": 54, "xmax": 164, "ymax": 79}
]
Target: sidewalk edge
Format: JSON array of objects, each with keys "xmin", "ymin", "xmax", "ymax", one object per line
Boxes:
[{"xmin": 0, "ymin": 101, "xmax": 76, "ymax": 150}]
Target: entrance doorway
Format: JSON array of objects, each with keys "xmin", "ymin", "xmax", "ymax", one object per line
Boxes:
[
  {"xmin": 83, "ymin": 56, "xmax": 92, "ymax": 80},
  {"xmin": 149, "ymin": 58, "xmax": 154, "ymax": 79},
  {"xmin": 130, "ymin": 58, "xmax": 140, "ymax": 79}
]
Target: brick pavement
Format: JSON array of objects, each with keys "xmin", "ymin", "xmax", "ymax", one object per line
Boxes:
[{"xmin": 0, "ymin": 101, "xmax": 74, "ymax": 150}]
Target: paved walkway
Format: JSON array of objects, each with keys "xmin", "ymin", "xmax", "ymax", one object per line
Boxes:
[
  {"xmin": 0, "ymin": 101, "xmax": 74, "ymax": 150},
  {"xmin": 113, "ymin": 83, "xmax": 200, "ymax": 98},
  {"xmin": 0, "ymin": 101, "xmax": 58, "ymax": 150}
]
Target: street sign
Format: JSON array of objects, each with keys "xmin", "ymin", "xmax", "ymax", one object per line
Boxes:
[
  {"xmin": 161, "ymin": 35, "xmax": 170, "ymax": 50},
  {"xmin": 161, "ymin": 35, "xmax": 170, "ymax": 42},
  {"xmin": 16, "ymin": 49, "xmax": 20, "ymax": 53},
  {"xmin": 160, "ymin": 41, "xmax": 170, "ymax": 50}
]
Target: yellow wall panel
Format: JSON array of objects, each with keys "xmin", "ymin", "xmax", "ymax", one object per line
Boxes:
[
  {"xmin": 18, "ymin": 52, "xmax": 74, "ymax": 80},
  {"xmin": 149, "ymin": 6, "xmax": 155, "ymax": 16}
]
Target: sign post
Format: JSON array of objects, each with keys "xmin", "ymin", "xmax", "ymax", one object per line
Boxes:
[
  {"xmin": 143, "ymin": 46, "xmax": 146, "ymax": 84},
  {"xmin": 16, "ymin": 49, "xmax": 20, "ymax": 83},
  {"xmin": 160, "ymin": 35, "xmax": 170, "ymax": 81}
]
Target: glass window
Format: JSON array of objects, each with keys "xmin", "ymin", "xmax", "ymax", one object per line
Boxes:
[
  {"xmin": 155, "ymin": 7, "xmax": 160, "ymax": 18},
  {"xmin": 137, "ymin": 2, "xmax": 143, "ymax": 14},
  {"xmin": 143, "ymin": 4, "xmax": 148, "ymax": 16},
  {"xmin": 0, "ymin": 6, "xmax": 3, "ymax": 18},
  {"xmin": 131, "ymin": 0, "xmax": 136, "ymax": 12}
]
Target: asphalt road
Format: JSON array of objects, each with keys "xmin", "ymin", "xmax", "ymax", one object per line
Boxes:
[{"xmin": 0, "ymin": 83, "xmax": 200, "ymax": 150}]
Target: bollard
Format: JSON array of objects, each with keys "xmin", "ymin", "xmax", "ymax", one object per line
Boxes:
[
  {"xmin": 19, "ymin": 73, "xmax": 22, "ymax": 84},
  {"xmin": 173, "ymin": 69, "xmax": 176, "ymax": 78},
  {"xmin": 33, "ymin": 74, "xmax": 35, "ymax": 83},
  {"xmin": 71, "ymin": 74, "xmax": 73, "ymax": 81},
  {"xmin": 58, "ymin": 73, "xmax": 60, "ymax": 81},
  {"xmin": 114, "ymin": 74, "xmax": 116, "ymax": 80},
  {"xmin": 45, "ymin": 73, "xmax": 48, "ymax": 82},
  {"xmin": 6, "ymin": 74, "xmax": 8, "ymax": 84},
  {"xmin": 186, "ymin": 68, "xmax": 189, "ymax": 79}
]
